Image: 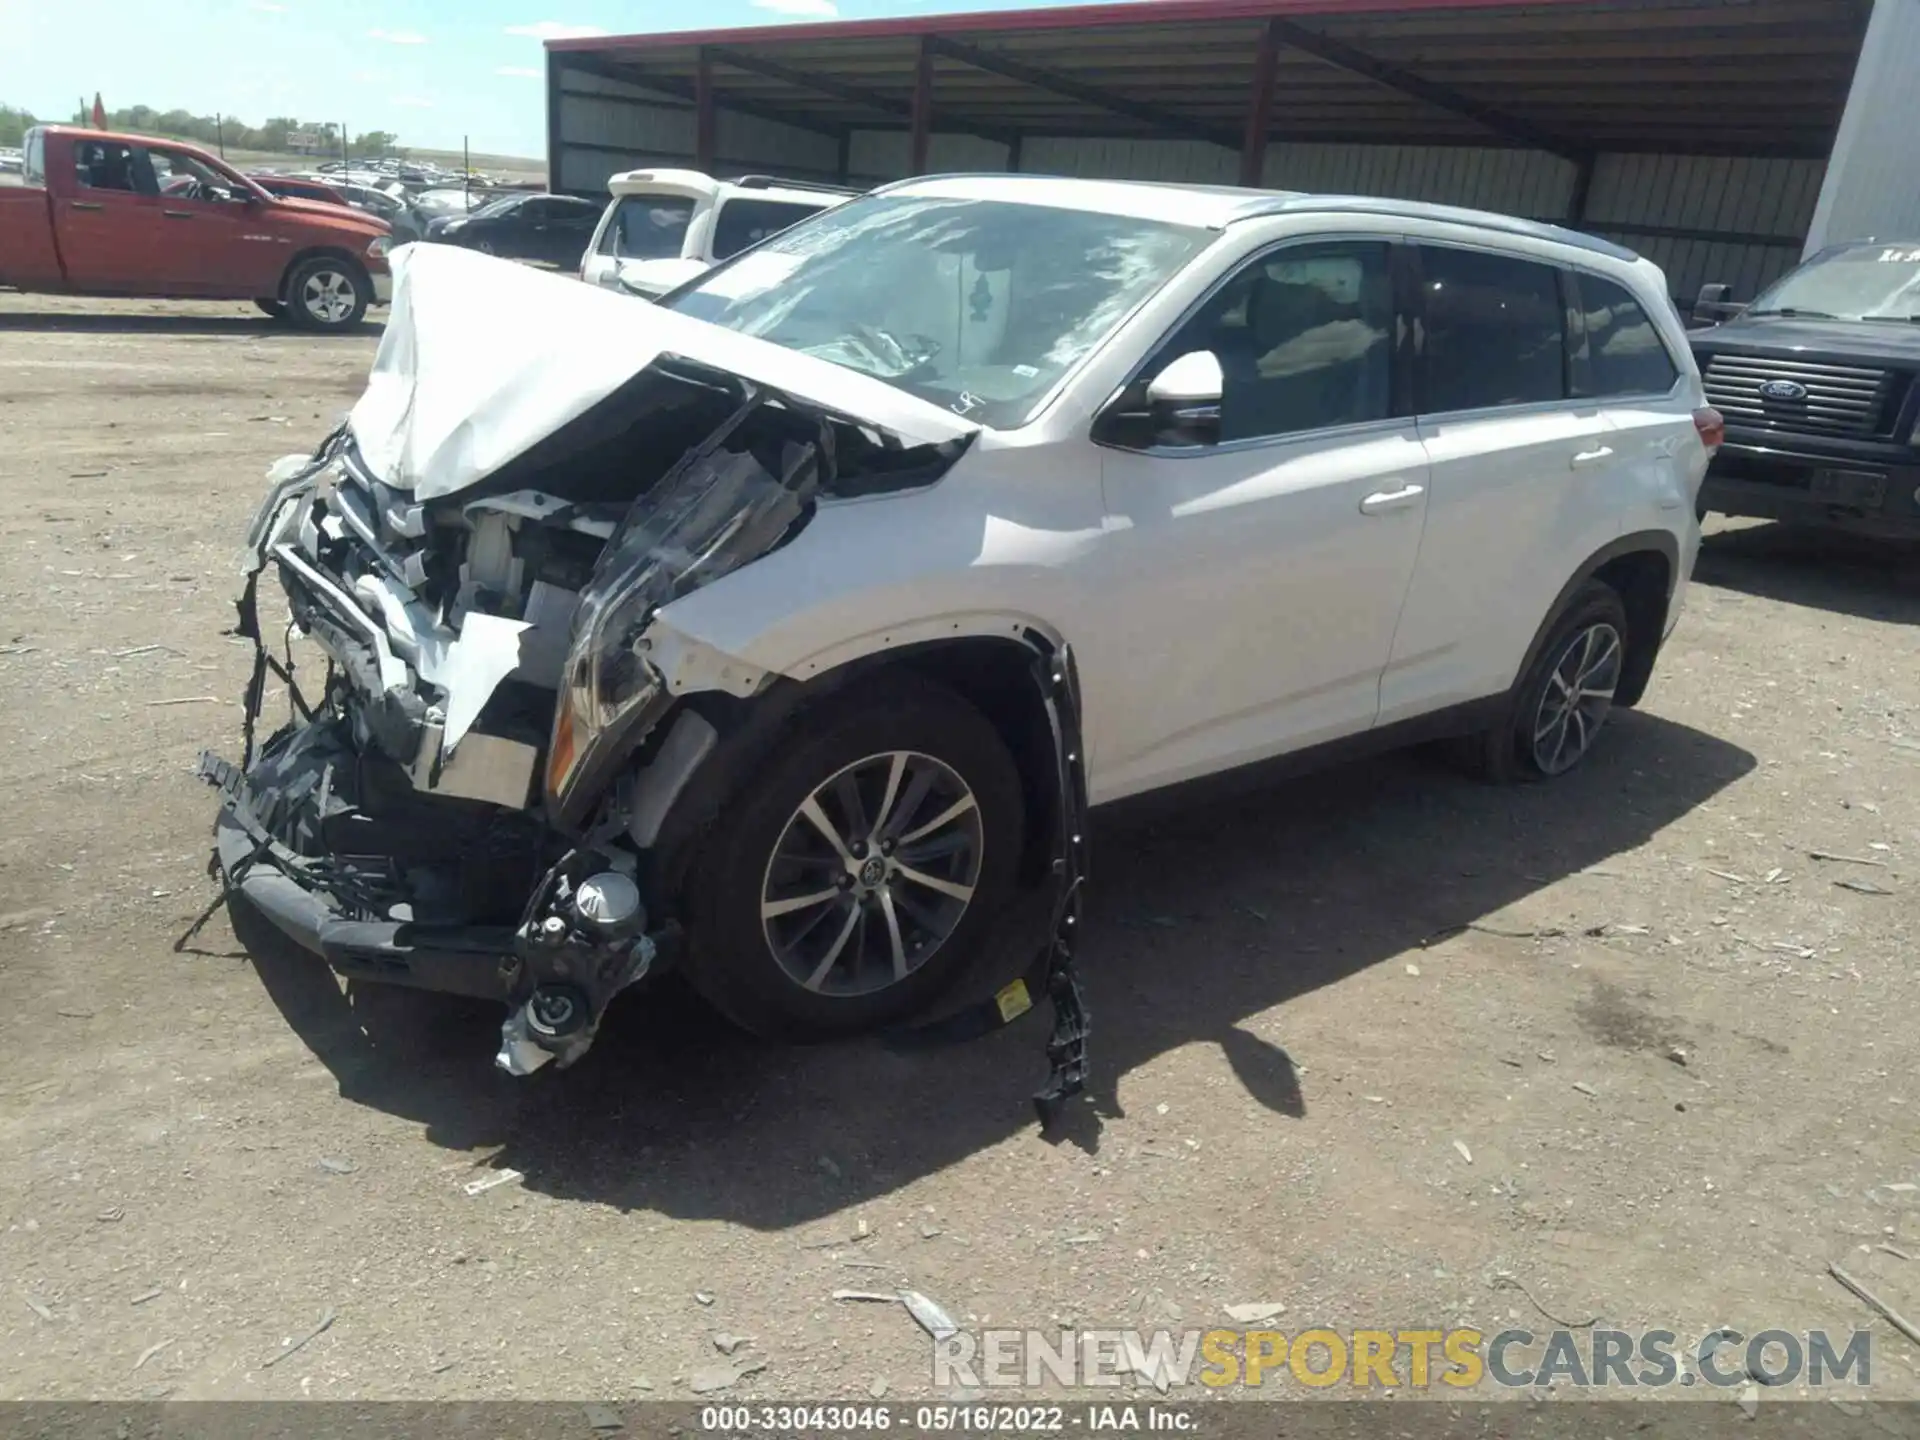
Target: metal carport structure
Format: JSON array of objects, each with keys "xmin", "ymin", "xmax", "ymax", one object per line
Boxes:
[{"xmin": 544, "ymin": 0, "xmax": 1914, "ymax": 301}]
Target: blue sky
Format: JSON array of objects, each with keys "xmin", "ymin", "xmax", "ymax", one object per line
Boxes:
[{"xmin": 0, "ymin": 0, "xmax": 1044, "ymax": 159}]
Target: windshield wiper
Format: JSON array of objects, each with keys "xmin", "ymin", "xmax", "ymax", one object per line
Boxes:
[
  {"xmin": 1745, "ymin": 307, "xmax": 1843, "ymax": 319},
  {"xmin": 1859, "ymin": 314, "xmax": 1920, "ymax": 324}
]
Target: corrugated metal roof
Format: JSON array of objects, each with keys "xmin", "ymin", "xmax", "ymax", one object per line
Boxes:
[{"xmin": 552, "ymin": 0, "xmax": 1870, "ymax": 158}]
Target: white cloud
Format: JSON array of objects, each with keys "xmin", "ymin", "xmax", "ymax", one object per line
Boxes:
[
  {"xmin": 750, "ymin": 0, "xmax": 839, "ymax": 14},
  {"xmin": 392, "ymin": 96, "xmax": 435, "ymax": 109},
  {"xmin": 495, "ymin": 66, "xmax": 544, "ymax": 78},
  {"xmin": 505, "ymin": 21, "xmax": 610, "ymax": 40},
  {"xmin": 367, "ymin": 27, "xmax": 428, "ymax": 44},
  {"xmin": 248, "ymin": 1, "xmax": 288, "ymax": 12}
]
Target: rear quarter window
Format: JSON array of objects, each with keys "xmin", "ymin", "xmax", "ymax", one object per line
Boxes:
[
  {"xmin": 711, "ymin": 197, "xmax": 827, "ymax": 261},
  {"xmin": 24, "ymin": 129, "xmax": 44, "ymax": 185},
  {"xmin": 1574, "ymin": 273, "xmax": 1681, "ymax": 397}
]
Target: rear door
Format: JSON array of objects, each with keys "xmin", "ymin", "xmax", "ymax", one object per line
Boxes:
[
  {"xmin": 548, "ymin": 198, "xmax": 600, "ymax": 268},
  {"xmin": 1380, "ymin": 242, "xmax": 1619, "ymax": 723}
]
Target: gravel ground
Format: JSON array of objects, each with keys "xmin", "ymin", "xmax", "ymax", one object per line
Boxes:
[{"xmin": 3, "ymin": 292, "xmax": 1920, "ymax": 1409}]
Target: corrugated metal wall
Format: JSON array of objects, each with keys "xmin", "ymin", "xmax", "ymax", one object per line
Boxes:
[
  {"xmin": 839, "ymin": 131, "xmax": 1819, "ymax": 299},
  {"xmin": 1806, "ymin": 0, "xmax": 1920, "ymax": 253},
  {"xmin": 1260, "ymin": 143, "xmax": 1574, "ymax": 216},
  {"xmin": 1584, "ymin": 154, "xmax": 1825, "ymax": 304},
  {"xmin": 554, "ymin": 71, "xmax": 1830, "ymax": 303},
  {"xmin": 553, "ymin": 65, "xmax": 840, "ymax": 192}
]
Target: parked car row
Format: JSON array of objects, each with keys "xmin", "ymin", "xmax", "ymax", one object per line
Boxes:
[{"xmin": 248, "ymin": 170, "xmax": 428, "ymax": 243}]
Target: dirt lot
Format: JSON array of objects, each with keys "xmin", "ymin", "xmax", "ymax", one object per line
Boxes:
[{"xmin": 4, "ymin": 292, "xmax": 1920, "ymax": 1408}]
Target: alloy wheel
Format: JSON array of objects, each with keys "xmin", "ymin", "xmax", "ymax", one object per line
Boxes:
[
  {"xmin": 759, "ymin": 751, "xmax": 985, "ymax": 998},
  {"xmin": 300, "ymin": 269, "xmax": 357, "ymax": 326},
  {"xmin": 1531, "ymin": 621, "xmax": 1622, "ymax": 775}
]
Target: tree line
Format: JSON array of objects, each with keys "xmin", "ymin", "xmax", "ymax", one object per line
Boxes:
[{"xmin": 0, "ymin": 101, "xmax": 400, "ymax": 158}]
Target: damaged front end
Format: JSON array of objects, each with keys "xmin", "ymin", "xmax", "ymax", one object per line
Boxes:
[{"xmin": 199, "ymin": 248, "xmax": 1092, "ymax": 1120}]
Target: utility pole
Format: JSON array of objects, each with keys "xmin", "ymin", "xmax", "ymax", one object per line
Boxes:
[
  {"xmin": 463, "ymin": 135, "xmax": 470, "ymax": 204},
  {"xmin": 341, "ymin": 121, "xmax": 348, "ymax": 172},
  {"xmin": 215, "ymin": 113, "xmax": 225, "ymax": 157}
]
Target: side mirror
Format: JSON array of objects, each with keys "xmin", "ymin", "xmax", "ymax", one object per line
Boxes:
[
  {"xmin": 1146, "ymin": 350, "xmax": 1224, "ymax": 446},
  {"xmin": 1691, "ymin": 282, "xmax": 1742, "ymax": 328}
]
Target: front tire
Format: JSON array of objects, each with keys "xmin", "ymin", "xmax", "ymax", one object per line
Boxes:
[
  {"xmin": 253, "ymin": 298, "xmax": 288, "ymax": 320},
  {"xmin": 284, "ymin": 256, "xmax": 371, "ymax": 331},
  {"xmin": 682, "ymin": 676, "xmax": 1024, "ymax": 1040},
  {"xmin": 1460, "ymin": 580, "xmax": 1630, "ymax": 783}
]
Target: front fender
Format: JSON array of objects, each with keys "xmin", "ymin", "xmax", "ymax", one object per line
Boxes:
[{"xmin": 650, "ymin": 476, "xmax": 1103, "ymax": 687}]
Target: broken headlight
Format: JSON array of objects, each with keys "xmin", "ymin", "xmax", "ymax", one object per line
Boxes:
[{"xmin": 545, "ymin": 421, "xmax": 817, "ymax": 813}]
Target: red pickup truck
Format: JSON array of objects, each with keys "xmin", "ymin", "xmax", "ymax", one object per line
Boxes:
[{"xmin": 0, "ymin": 126, "xmax": 392, "ymax": 330}]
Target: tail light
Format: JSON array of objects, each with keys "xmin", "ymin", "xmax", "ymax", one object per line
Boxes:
[{"xmin": 1693, "ymin": 406, "xmax": 1725, "ymax": 453}]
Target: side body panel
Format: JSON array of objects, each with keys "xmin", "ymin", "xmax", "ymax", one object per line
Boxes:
[
  {"xmin": 1382, "ymin": 402, "xmax": 1617, "ymax": 721},
  {"xmin": 0, "ymin": 186, "xmax": 64, "ymax": 289}
]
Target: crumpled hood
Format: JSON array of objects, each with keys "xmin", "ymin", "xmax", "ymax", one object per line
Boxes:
[{"xmin": 349, "ymin": 244, "xmax": 979, "ymax": 501}]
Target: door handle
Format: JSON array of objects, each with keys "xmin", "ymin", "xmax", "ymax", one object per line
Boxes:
[
  {"xmin": 1359, "ymin": 483, "xmax": 1425, "ymax": 515},
  {"xmin": 1570, "ymin": 445, "xmax": 1615, "ymax": 470},
  {"xmin": 70, "ymin": 200, "xmax": 104, "ymax": 211},
  {"xmin": 162, "ymin": 210, "xmax": 194, "ymax": 219}
]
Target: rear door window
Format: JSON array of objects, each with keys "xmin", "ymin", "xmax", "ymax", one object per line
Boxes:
[
  {"xmin": 1573, "ymin": 272, "xmax": 1679, "ymax": 397},
  {"xmin": 597, "ymin": 195, "xmax": 696, "ymax": 259},
  {"xmin": 1416, "ymin": 246, "xmax": 1566, "ymax": 413},
  {"xmin": 711, "ymin": 198, "xmax": 826, "ymax": 261}
]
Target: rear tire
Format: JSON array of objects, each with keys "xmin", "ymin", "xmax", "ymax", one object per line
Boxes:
[
  {"xmin": 681, "ymin": 676, "xmax": 1024, "ymax": 1040},
  {"xmin": 1456, "ymin": 580, "xmax": 1630, "ymax": 784},
  {"xmin": 283, "ymin": 255, "xmax": 371, "ymax": 331}
]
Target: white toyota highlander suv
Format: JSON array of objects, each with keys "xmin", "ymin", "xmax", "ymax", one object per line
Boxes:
[{"xmin": 208, "ymin": 175, "xmax": 1720, "ymax": 1084}]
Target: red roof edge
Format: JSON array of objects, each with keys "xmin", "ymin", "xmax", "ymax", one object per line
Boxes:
[{"xmin": 547, "ymin": 0, "xmax": 1597, "ymax": 54}]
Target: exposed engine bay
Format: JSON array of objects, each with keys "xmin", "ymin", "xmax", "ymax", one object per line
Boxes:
[{"xmin": 197, "ymin": 247, "xmax": 1090, "ymax": 1113}]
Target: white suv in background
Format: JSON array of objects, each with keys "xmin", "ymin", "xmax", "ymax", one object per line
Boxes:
[
  {"xmin": 217, "ymin": 177, "xmax": 1720, "ymax": 1070},
  {"xmin": 579, "ymin": 170, "xmax": 856, "ymax": 298}
]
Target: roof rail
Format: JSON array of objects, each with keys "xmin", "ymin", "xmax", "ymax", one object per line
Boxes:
[{"xmin": 731, "ymin": 173, "xmax": 861, "ymax": 196}]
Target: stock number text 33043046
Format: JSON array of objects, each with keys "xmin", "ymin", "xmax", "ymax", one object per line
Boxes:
[{"xmin": 700, "ymin": 1404, "xmax": 1072, "ymax": 1432}]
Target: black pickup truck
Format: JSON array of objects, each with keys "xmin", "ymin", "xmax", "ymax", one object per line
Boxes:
[{"xmin": 1690, "ymin": 240, "xmax": 1920, "ymax": 540}]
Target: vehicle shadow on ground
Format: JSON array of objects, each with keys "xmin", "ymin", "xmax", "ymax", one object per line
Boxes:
[
  {"xmin": 241, "ymin": 709, "xmax": 1754, "ymax": 1227},
  {"xmin": 0, "ymin": 313, "xmax": 380, "ymax": 337},
  {"xmin": 1696, "ymin": 521, "xmax": 1920, "ymax": 624}
]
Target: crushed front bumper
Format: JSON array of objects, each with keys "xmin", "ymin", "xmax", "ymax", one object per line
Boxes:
[{"xmin": 202, "ymin": 717, "xmax": 521, "ymax": 1000}]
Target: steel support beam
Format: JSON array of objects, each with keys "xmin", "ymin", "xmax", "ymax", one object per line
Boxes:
[
  {"xmin": 1240, "ymin": 18, "xmax": 1281, "ymax": 188},
  {"xmin": 546, "ymin": 49, "xmax": 566, "ymax": 192},
  {"xmin": 910, "ymin": 36, "xmax": 934, "ymax": 175},
  {"xmin": 694, "ymin": 48, "xmax": 717, "ymax": 173},
  {"xmin": 1268, "ymin": 19, "xmax": 1584, "ymax": 161},
  {"xmin": 708, "ymin": 42, "xmax": 1014, "ymax": 149},
  {"xmin": 1567, "ymin": 152, "xmax": 1595, "ymax": 223},
  {"xmin": 925, "ymin": 33, "xmax": 1235, "ymax": 150}
]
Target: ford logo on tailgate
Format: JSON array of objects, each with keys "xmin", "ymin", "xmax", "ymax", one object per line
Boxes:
[{"xmin": 1758, "ymin": 379, "xmax": 1809, "ymax": 401}]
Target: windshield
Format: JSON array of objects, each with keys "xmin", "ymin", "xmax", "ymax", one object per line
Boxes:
[
  {"xmin": 469, "ymin": 195, "xmax": 522, "ymax": 219},
  {"xmin": 1748, "ymin": 244, "xmax": 1920, "ymax": 321},
  {"xmin": 662, "ymin": 194, "xmax": 1212, "ymax": 429},
  {"xmin": 599, "ymin": 194, "xmax": 696, "ymax": 260}
]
